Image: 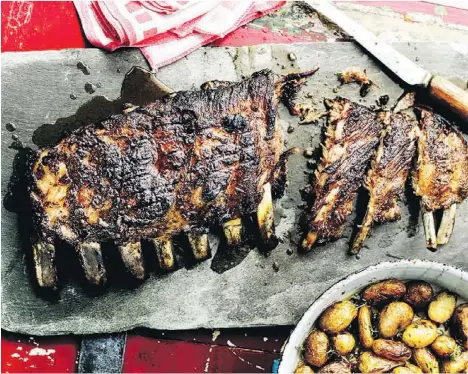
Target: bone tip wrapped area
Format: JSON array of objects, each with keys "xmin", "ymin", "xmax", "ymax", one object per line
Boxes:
[
  {"xmin": 76, "ymin": 242, "xmax": 107, "ymax": 286},
  {"xmin": 118, "ymin": 241, "xmax": 146, "ymax": 280},
  {"xmin": 152, "ymin": 238, "xmax": 175, "ymax": 271},
  {"xmin": 32, "ymin": 241, "xmax": 58, "ymax": 289}
]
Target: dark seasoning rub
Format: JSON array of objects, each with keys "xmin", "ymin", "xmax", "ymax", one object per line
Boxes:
[{"xmin": 28, "ymin": 69, "xmax": 317, "ymax": 289}]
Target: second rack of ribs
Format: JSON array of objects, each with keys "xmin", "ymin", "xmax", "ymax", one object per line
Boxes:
[{"xmin": 28, "ymin": 70, "xmax": 305, "ymax": 288}]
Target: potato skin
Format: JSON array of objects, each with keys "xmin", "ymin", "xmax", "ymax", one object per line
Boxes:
[
  {"xmin": 430, "ymin": 335, "xmax": 456, "ymax": 358},
  {"xmin": 428, "ymin": 291, "xmax": 457, "ymax": 324},
  {"xmin": 402, "ymin": 320, "xmax": 438, "ymax": 348},
  {"xmin": 296, "ymin": 363, "xmax": 315, "ymax": 374},
  {"xmin": 331, "ymin": 332, "xmax": 355, "ymax": 356},
  {"xmin": 372, "ymin": 339, "xmax": 412, "ymax": 361},
  {"xmin": 317, "ymin": 361, "xmax": 352, "ymax": 373},
  {"xmin": 318, "ymin": 301, "xmax": 357, "ymax": 334},
  {"xmin": 358, "ymin": 351, "xmax": 402, "ymax": 373},
  {"xmin": 452, "ymin": 303, "xmax": 468, "ymax": 349},
  {"xmin": 379, "ymin": 302, "xmax": 414, "ymax": 338},
  {"xmin": 440, "ymin": 352, "xmax": 468, "ymax": 374},
  {"xmin": 403, "ymin": 281, "xmax": 434, "ymax": 309},
  {"xmin": 393, "ymin": 364, "xmax": 424, "ymax": 374},
  {"xmin": 359, "ymin": 305, "xmax": 375, "ymax": 349},
  {"xmin": 412, "ymin": 348, "xmax": 439, "ymax": 373},
  {"xmin": 362, "ymin": 279, "xmax": 407, "ymax": 306},
  {"xmin": 304, "ymin": 330, "xmax": 329, "ymax": 367}
]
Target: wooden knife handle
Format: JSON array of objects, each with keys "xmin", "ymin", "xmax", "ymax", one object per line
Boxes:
[{"xmin": 428, "ymin": 75, "xmax": 468, "ymax": 123}]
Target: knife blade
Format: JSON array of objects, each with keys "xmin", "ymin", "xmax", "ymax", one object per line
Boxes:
[{"xmin": 306, "ymin": 0, "xmax": 468, "ymax": 123}]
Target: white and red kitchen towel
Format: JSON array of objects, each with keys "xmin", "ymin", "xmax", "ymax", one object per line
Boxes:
[{"xmin": 74, "ymin": 1, "xmax": 285, "ymax": 69}]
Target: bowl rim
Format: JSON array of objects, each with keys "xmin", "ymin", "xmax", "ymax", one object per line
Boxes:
[{"xmin": 278, "ymin": 259, "xmax": 468, "ymax": 373}]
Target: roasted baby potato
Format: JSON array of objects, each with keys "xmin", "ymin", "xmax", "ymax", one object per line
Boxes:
[
  {"xmin": 331, "ymin": 332, "xmax": 356, "ymax": 356},
  {"xmin": 452, "ymin": 303, "xmax": 468, "ymax": 349},
  {"xmin": 379, "ymin": 302, "xmax": 414, "ymax": 338},
  {"xmin": 296, "ymin": 362, "xmax": 315, "ymax": 374},
  {"xmin": 402, "ymin": 320, "xmax": 438, "ymax": 348},
  {"xmin": 318, "ymin": 301, "xmax": 357, "ymax": 334},
  {"xmin": 359, "ymin": 305, "xmax": 375, "ymax": 349},
  {"xmin": 362, "ymin": 279, "xmax": 407, "ymax": 306},
  {"xmin": 393, "ymin": 363, "xmax": 424, "ymax": 374},
  {"xmin": 372, "ymin": 339, "xmax": 412, "ymax": 361},
  {"xmin": 304, "ymin": 330, "xmax": 329, "ymax": 367},
  {"xmin": 413, "ymin": 348, "xmax": 439, "ymax": 373},
  {"xmin": 428, "ymin": 291, "xmax": 457, "ymax": 324},
  {"xmin": 440, "ymin": 352, "xmax": 468, "ymax": 374},
  {"xmin": 358, "ymin": 351, "xmax": 402, "ymax": 373},
  {"xmin": 430, "ymin": 335, "xmax": 457, "ymax": 358},
  {"xmin": 317, "ymin": 361, "xmax": 352, "ymax": 373},
  {"xmin": 403, "ymin": 281, "xmax": 434, "ymax": 309}
]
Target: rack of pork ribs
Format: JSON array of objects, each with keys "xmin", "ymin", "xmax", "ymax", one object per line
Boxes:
[
  {"xmin": 302, "ymin": 94, "xmax": 468, "ymax": 254},
  {"xmin": 28, "ymin": 69, "xmax": 319, "ymax": 289}
]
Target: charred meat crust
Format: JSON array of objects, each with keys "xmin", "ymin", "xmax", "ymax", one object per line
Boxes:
[
  {"xmin": 350, "ymin": 112, "xmax": 418, "ymax": 253},
  {"xmin": 303, "ymin": 97, "xmax": 382, "ymax": 249},
  {"xmin": 412, "ymin": 108, "xmax": 468, "ymax": 212},
  {"xmin": 28, "ymin": 70, "xmax": 296, "ymax": 247}
]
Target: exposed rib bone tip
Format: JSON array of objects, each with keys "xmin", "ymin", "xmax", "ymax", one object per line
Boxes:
[
  {"xmin": 152, "ymin": 238, "xmax": 175, "ymax": 271},
  {"xmin": 187, "ymin": 233, "xmax": 211, "ymax": 261},
  {"xmin": 302, "ymin": 232, "xmax": 318, "ymax": 252},
  {"xmin": 257, "ymin": 183, "xmax": 278, "ymax": 251},
  {"xmin": 422, "ymin": 209, "xmax": 437, "ymax": 251},
  {"xmin": 32, "ymin": 241, "xmax": 58, "ymax": 289},
  {"xmin": 223, "ymin": 218, "xmax": 244, "ymax": 249},
  {"xmin": 76, "ymin": 242, "xmax": 107, "ymax": 286},
  {"xmin": 436, "ymin": 204, "xmax": 457, "ymax": 245},
  {"xmin": 118, "ymin": 241, "xmax": 145, "ymax": 280}
]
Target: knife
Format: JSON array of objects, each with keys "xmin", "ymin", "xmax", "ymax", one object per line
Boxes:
[{"xmin": 306, "ymin": 0, "xmax": 468, "ymax": 123}]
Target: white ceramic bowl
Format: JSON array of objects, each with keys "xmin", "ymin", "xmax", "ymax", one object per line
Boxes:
[{"xmin": 278, "ymin": 259, "xmax": 468, "ymax": 374}]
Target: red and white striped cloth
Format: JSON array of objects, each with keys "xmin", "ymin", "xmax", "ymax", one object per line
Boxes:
[{"xmin": 74, "ymin": 1, "xmax": 285, "ymax": 69}]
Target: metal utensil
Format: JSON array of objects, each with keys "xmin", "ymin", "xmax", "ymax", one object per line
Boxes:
[{"xmin": 306, "ymin": 0, "xmax": 468, "ymax": 123}]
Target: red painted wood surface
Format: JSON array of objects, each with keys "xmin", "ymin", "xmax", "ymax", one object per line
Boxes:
[{"xmin": 2, "ymin": 1, "xmax": 466, "ymax": 373}]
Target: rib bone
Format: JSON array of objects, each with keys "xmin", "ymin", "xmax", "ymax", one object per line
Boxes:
[
  {"xmin": 187, "ymin": 233, "xmax": 211, "ymax": 261},
  {"xmin": 257, "ymin": 182, "xmax": 278, "ymax": 251},
  {"xmin": 436, "ymin": 204, "xmax": 457, "ymax": 245},
  {"xmin": 32, "ymin": 241, "xmax": 58, "ymax": 288},
  {"xmin": 223, "ymin": 218, "xmax": 244, "ymax": 249},
  {"xmin": 118, "ymin": 241, "xmax": 145, "ymax": 280},
  {"xmin": 76, "ymin": 242, "xmax": 107, "ymax": 286},
  {"xmin": 422, "ymin": 209, "xmax": 437, "ymax": 251},
  {"xmin": 153, "ymin": 238, "xmax": 175, "ymax": 271}
]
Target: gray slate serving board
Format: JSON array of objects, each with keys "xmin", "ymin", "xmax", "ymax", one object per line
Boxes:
[{"xmin": 2, "ymin": 42, "xmax": 468, "ymax": 335}]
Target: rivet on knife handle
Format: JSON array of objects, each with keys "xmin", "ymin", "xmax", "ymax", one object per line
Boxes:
[{"xmin": 428, "ymin": 76, "xmax": 468, "ymax": 123}]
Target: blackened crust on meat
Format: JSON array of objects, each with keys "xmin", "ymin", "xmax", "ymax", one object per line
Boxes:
[
  {"xmin": 366, "ymin": 112, "xmax": 418, "ymax": 223},
  {"xmin": 29, "ymin": 70, "xmax": 294, "ymax": 246},
  {"xmin": 412, "ymin": 108, "xmax": 468, "ymax": 212},
  {"xmin": 303, "ymin": 97, "xmax": 382, "ymax": 250},
  {"xmin": 350, "ymin": 112, "xmax": 418, "ymax": 254}
]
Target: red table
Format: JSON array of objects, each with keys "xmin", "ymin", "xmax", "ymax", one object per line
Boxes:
[{"xmin": 2, "ymin": 1, "xmax": 467, "ymax": 372}]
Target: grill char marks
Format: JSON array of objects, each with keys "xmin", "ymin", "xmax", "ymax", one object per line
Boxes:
[
  {"xmin": 302, "ymin": 98, "xmax": 382, "ymax": 251},
  {"xmin": 350, "ymin": 112, "xmax": 418, "ymax": 254},
  {"xmin": 28, "ymin": 69, "xmax": 314, "ymax": 289},
  {"xmin": 412, "ymin": 108, "xmax": 468, "ymax": 249},
  {"xmin": 413, "ymin": 109, "xmax": 468, "ymax": 212}
]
